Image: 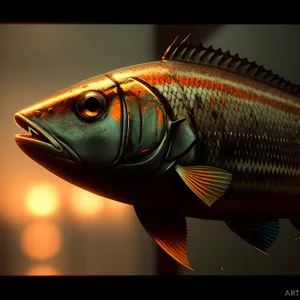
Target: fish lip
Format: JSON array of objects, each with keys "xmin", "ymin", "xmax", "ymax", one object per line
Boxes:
[
  {"xmin": 14, "ymin": 113, "xmax": 63, "ymax": 151},
  {"xmin": 14, "ymin": 113, "xmax": 82, "ymax": 166}
]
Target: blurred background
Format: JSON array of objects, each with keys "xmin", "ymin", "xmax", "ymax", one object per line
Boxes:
[{"xmin": 1, "ymin": 24, "xmax": 300, "ymax": 275}]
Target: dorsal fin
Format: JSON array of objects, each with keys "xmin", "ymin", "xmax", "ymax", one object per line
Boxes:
[{"xmin": 161, "ymin": 35, "xmax": 300, "ymax": 98}]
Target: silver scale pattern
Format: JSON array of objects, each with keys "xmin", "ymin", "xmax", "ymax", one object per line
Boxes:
[{"xmin": 155, "ymin": 82, "xmax": 300, "ymax": 194}]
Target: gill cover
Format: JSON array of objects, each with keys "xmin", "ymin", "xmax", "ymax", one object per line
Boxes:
[
  {"xmin": 114, "ymin": 77, "xmax": 170, "ymax": 173},
  {"xmin": 120, "ymin": 78, "xmax": 167, "ymax": 158}
]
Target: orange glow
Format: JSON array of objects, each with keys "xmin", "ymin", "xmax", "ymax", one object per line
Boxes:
[
  {"xmin": 25, "ymin": 183, "xmax": 59, "ymax": 216},
  {"xmin": 107, "ymin": 200, "xmax": 130, "ymax": 219},
  {"xmin": 108, "ymin": 200, "xmax": 127, "ymax": 210},
  {"xmin": 21, "ymin": 222, "xmax": 61, "ymax": 260},
  {"xmin": 27, "ymin": 264, "xmax": 59, "ymax": 276},
  {"xmin": 70, "ymin": 187, "xmax": 104, "ymax": 217}
]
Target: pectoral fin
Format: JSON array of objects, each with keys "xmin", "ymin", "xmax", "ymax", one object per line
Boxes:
[
  {"xmin": 175, "ymin": 165, "xmax": 232, "ymax": 207},
  {"xmin": 134, "ymin": 206, "xmax": 193, "ymax": 270},
  {"xmin": 225, "ymin": 219, "xmax": 280, "ymax": 255}
]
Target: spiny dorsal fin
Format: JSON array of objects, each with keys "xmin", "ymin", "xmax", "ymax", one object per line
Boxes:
[{"xmin": 161, "ymin": 35, "xmax": 300, "ymax": 98}]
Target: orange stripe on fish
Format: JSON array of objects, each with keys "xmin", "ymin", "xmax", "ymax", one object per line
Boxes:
[
  {"xmin": 167, "ymin": 62, "xmax": 294, "ymax": 102},
  {"xmin": 137, "ymin": 69, "xmax": 299, "ymax": 113},
  {"xmin": 176, "ymin": 72, "xmax": 293, "ymax": 104},
  {"xmin": 141, "ymin": 72, "xmax": 178, "ymax": 87},
  {"xmin": 171, "ymin": 76, "xmax": 300, "ymax": 115}
]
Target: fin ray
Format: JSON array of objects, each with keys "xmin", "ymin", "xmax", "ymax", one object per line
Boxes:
[
  {"xmin": 134, "ymin": 206, "xmax": 193, "ymax": 271},
  {"xmin": 226, "ymin": 219, "xmax": 280, "ymax": 254},
  {"xmin": 175, "ymin": 165, "xmax": 232, "ymax": 207}
]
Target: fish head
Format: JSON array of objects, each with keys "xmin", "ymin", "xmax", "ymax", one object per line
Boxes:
[{"xmin": 14, "ymin": 74, "xmax": 131, "ymax": 201}]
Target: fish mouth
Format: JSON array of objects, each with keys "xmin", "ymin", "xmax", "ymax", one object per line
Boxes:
[
  {"xmin": 14, "ymin": 113, "xmax": 62, "ymax": 151},
  {"xmin": 14, "ymin": 113, "xmax": 82, "ymax": 166}
]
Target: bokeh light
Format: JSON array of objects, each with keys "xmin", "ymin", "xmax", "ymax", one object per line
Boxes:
[
  {"xmin": 70, "ymin": 187, "xmax": 104, "ymax": 217},
  {"xmin": 27, "ymin": 264, "xmax": 59, "ymax": 276},
  {"xmin": 25, "ymin": 183, "xmax": 59, "ymax": 216},
  {"xmin": 21, "ymin": 222, "xmax": 61, "ymax": 260}
]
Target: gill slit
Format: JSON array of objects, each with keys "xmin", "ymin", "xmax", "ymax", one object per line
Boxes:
[{"xmin": 105, "ymin": 74, "xmax": 128, "ymax": 166}]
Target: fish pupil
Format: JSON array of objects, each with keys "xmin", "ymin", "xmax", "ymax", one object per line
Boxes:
[
  {"xmin": 76, "ymin": 91, "xmax": 106, "ymax": 120},
  {"xmin": 85, "ymin": 97, "xmax": 101, "ymax": 112}
]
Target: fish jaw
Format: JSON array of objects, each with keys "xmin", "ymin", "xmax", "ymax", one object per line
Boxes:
[{"xmin": 14, "ymin": 112, "xmax": 81, "ymax": 171}]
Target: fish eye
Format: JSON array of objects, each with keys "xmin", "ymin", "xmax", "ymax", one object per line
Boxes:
[{"xmin": 76, "ymin": 91, "xmax": 106, "ymax": 120}]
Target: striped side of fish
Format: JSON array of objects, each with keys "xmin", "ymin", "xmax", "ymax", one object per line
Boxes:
[
  {"xmin": 157, "ymin": 60, "xmax": 300, "ymax": 195},
  {"xmin": 107, "ymin": 38, "xmax": 300, "ymax": 197}
]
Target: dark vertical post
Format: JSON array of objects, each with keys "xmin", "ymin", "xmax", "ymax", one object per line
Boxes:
[
  {"xmin": 0, "ymin": 219, "xmax": 7, "ymax": 275},
  {"xmin": 153, "ymin": 25, "xmax": 221, "ymax": 275},
  {"xmin": 62, "ymin": 197, "xmax": 87, "ymax": 275},
  {"xmin": 155, "ymin": 246, "xmax": 179, "ymax": 275}
]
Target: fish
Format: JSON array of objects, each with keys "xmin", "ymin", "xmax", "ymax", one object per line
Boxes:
[{"xmin": 14, "ymin": 35, "xmax": 300, "ymax": 271}]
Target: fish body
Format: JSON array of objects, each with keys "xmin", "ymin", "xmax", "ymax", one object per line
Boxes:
[
  {"xmin": 14, "ymin": 36, "xmax": 300, "ymax": 270},
  {"xmin": 106, "ymin": 60, "xmax": 300, "ymax": 218}
]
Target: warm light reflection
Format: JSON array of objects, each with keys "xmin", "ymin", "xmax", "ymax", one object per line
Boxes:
[
  {"xmin": 27, "ymin": 264, "xmax": 59, "ymax": 276},
  {"xmin": 21, "ymin": 222, "xmax": 61, "ymax": 260},
  {"xmin": 25, "ymin": 183, "xmax": 59, "ymax": 216},
  {"xmin": 108, "ymin": 200, "xmax": 129, "ymax": 211},
  {"xmin": 70, "ymin": 187, "xmax": 104, "ymax": 217},
  {"xmin": 106, "ymin": 200, "xmax": 132, "ymax": 228}
]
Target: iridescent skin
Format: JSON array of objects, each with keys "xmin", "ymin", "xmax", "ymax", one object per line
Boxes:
[{"xmin": 15, "ymin": 60, "xmax": 300, "ymax": 221}]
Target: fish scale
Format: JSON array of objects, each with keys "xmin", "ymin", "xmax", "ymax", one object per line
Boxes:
[{"xmin": 153, "ymin": 60, "xmax": 300, "ymax": 195}]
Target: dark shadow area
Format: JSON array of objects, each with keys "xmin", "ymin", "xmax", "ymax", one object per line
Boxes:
[
  {"xmin": 153, "ymin": 24, "xmax": 221, "ymax": 275},
  {"xmin": 0, "ymin": 220, "xmax": 6, "ymax": 274},
  {"xmin": 155, "ymin": 246, "xmax": 179, "ymax": 275}
]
